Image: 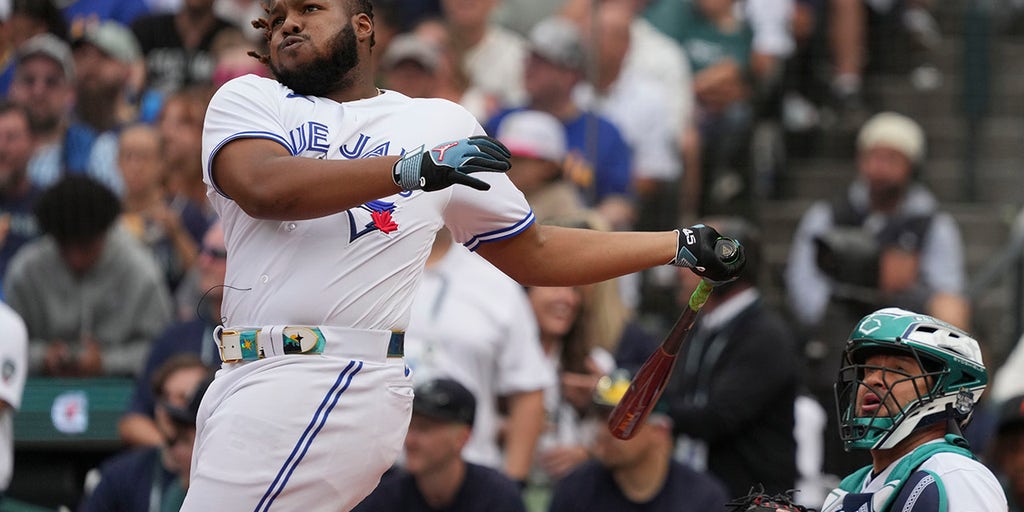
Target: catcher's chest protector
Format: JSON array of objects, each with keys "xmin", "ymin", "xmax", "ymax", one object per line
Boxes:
[{"xmin": 829, "ymin": 435, "xmax": 975, "ymax": 512}]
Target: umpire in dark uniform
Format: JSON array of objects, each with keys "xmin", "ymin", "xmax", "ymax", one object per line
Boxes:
[{"xmin": 664, "ymin": 217, "xmax": 802, "ymax": 497}]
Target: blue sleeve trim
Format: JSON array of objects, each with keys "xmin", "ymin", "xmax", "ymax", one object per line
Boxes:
[
  {"xmin": 206, "ymin": 131, "xmax": 296, "ymax": 199},
  {"xmin": 463, "ymin": 210, "xmax": 535, "ymax": 251}
]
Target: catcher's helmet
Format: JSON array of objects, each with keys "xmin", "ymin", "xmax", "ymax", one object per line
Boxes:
[{"xmin": 835, "ymin": 307, "xmax": 987, "ymax": 451}]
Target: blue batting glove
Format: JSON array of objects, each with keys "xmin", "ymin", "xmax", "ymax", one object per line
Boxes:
[{"xmin": 393, "ymin": 136, "xmax": 512, "ymax": 192}]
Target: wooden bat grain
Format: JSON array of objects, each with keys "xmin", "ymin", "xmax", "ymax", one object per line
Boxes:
[{"xmin": 607, "ymin": 279, "xmax": 713, "ymax": 439}]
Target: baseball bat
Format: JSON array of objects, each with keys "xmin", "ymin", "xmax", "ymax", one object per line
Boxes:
[{"xmin": 607, "ymin": 239, "xmax": 740, "ymax": 440}]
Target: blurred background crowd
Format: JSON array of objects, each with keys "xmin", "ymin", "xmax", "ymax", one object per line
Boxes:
[{"xmin": 0, "ymin": 0, "xmax": 1022, "ymax": 510}]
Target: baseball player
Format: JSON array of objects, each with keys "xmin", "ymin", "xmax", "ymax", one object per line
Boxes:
[
  {"xmin": 186, "ymin": 1, "xmax": 745, "ymax": 511},
  {"xmin": 820, "ymin": 308, "xmax": 1007, "ymax": 511}
]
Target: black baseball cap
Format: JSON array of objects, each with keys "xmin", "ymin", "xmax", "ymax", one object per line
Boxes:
[{"xmin": 413, "ymin": 378, "xmax": 476, "ymax": 427}]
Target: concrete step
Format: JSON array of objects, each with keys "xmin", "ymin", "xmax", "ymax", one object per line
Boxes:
[
  {"xmin": 777, "ymin": 154, "xmax": 1024, "ymax": 204},
  {"xmin": 922, "ymin": 116, "xmax": 1024, "ymax": 161},
  {"xmin": 756, "ymin": 0, "xmax": 1024, "ymax": 354},
  {"xmin": 925, "ymin": 158, "xmax": 1024, "ymax": 203}
]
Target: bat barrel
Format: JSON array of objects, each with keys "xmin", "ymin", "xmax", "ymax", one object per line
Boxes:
[{"xmin": 606, "ymin": 347, "xmax": 677, "ymax": 439}]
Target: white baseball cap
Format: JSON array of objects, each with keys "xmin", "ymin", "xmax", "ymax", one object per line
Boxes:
[
  {"xmin": 528, "ymin": 15, "xmax": 586, "ymax": 71},
  {"xmin": 381, "ymin": 33, "xmax": 440, "ymax": 72},
  {"xmin": 72, "ymin": 20, "xmax": 142, "ymax": 64},
  {"xmin": 496, "ymin": 110, "xmax": 567, "ymax": 164},
  {"xmin": 17, "ymin": 33, "xmax": 75, "ymax": 81},
  {"xmin": 857, "ymin": 111, "xmax": 926, "ymax": 164}
]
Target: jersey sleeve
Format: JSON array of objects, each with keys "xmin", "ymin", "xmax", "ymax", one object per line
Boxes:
[
  {"xmin": 443, "ymin": 173, "xmax": 534, "ymax": 251},
  {"xmin": 202, "ymin": 75, "xmax": 291, "ymax": 199}
]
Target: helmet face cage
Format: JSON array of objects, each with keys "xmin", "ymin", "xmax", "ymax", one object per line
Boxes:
[
  {"xmin": 834, "ymin": 308, "xmax": 988, "ymax": 451},
  {"xmin": 836, "ymin": 344, "xmax": 948, "ymax": 450}
]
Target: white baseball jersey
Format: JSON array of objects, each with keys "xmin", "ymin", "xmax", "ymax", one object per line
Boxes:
[
  {"xmin": 202, "ymin": 75, "xmax": 535, "ymax": 332},
  {"xmin": 404, "ymin": 243, "xmax": 555, "ymax": 469},
  {"xmin": 0, "ymin": 302, "xmax": 27, "ymax": 491},
  {"xmin": 188, "ymin": 75, "xmax": 535, "ymax": 512},
  {"xmin": 824, "ymin": 447, "xmax": 1007, "ymax": 512}
]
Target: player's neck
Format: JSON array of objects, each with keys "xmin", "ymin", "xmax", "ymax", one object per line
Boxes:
[
  {"xmin": 870, "ymin": 425, "xmax": 945, "ymax": 474},
  {"xmin": 323, "ymin": 76, "xmax": 381, "ymax": 104}
]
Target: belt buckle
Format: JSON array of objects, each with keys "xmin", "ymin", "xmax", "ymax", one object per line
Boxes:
[
  {"xmin": 219, "ymin": 328, "xmax": 263, "ymax": 362},
  {"xmin": 281, "ymin": 326, "xmax": 325, "ymax": 355}
]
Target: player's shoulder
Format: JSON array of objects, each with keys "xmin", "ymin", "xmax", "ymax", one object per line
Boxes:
[
  {"xmin": 917, "ymin": 451, "xmax": 1002, "ymax": 490},
  {"xmin": 381, "ymin": 92, "xmax": 478, "ymax": 119},
  {"xmin": 212, "ymin": 74, "xmax": 290, "ymax": 102},
  {"xmin": 884, "ymin": 460, "xmax": 1005, "ymax": 512},
  {"xmin": 920, "ymin": 451, "xmax": 997, "ymax": 474}
]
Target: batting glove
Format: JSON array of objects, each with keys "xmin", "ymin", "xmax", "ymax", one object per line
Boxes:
[
  {"xmin": 392, "ymin": 135, "xmax": 512, "ymax": 192},
  {"xmin": 670, "ymin": 224, "xmax": 746, "ymax": 284}
]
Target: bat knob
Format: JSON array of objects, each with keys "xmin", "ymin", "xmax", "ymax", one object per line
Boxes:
[{"xmin": 714, "ymin": 238, "xmax": 741, "ymax": 264}]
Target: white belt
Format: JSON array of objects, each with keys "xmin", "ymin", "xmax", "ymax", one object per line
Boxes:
[{"xmin": 214, "ymin": 325, "xmax": 405, "ymax": 364}]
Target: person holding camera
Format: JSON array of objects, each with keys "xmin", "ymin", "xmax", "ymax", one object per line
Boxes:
[{"xmin": 784, "ymin": 111, "xmax": 968, "ymax": 477}]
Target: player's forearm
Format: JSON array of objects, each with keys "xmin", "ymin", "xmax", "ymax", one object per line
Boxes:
[
  {"xmin": 502, "ymin": 390, "xmax": 545, "ymax": 481},
  {"xmin": 213, "ymin": 142, "xmax": 403, "ymax": 221},
  {"xmin": 479, "ymin": 225, "xmax": 677, "ymax": 287}
]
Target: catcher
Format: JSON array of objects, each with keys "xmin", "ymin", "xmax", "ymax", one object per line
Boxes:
[{"xmin": 818, "ymin": 308, "xmax": 1006, "ymax": 511}]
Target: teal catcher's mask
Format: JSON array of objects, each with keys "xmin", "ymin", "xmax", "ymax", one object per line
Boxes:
[{"xmin": 835, "ymin": 308, "xmax": 988, "ymax": 451}]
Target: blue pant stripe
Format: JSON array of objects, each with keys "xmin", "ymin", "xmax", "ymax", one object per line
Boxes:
[{"xmin": 254, "ymin": 360, "xmax": 359, "ymax": 512}]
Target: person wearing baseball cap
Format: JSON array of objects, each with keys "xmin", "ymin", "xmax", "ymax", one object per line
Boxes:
[
  {"xmin": 8, "ymin": 33, "xmax": 75, "ymax": 142},
  {"xmin": 71, "ymin": 20, "xmax": 142, "ymax": 133},
  {"xmin": 496, "ymin": 109, "xmax": 585, "ymax": 223},
  {"xmin": 72, "ymin": 20, "xmax": 143, "ymax": 65},
  {"xmin": 354, "ymin": 377, "xmax": 527, "ymax": 512},
  {"xmin": 483, "ymin": 15, "xmax": 634, "ymax": 219},
  {"xmin": 379, "ymin": 32, "xmax": 442, "ymax": 99},
  {"xmin": 786, "ymin": 111, "xmax": 968, "ymax": 478},
  {"xmin": 7, "ymin": 31, "xmax": 126, "ymax": 194},
  {"xmin": 546, "ymin": 370, "xmax": 729, "ymax": 512}
]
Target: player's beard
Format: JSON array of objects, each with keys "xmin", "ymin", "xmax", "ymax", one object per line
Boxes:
[
  {"xmin": 270, "ymin": 23, "xmax": 359, "ymax": 97},
  {"xmin": 868, "ymin": 179, "xmax": 908, "ymax": 212}
]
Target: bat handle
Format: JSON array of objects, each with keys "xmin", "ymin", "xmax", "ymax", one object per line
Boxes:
[{"xmin": 714, "ymin": 237, "xmax": 742, "ymax": 264}]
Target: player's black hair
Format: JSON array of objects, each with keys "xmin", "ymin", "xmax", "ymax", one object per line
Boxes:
[
  {"xmin": 249, "ymin": 0, "xmax": 375, "ymax": 66},
  {"xmin": 34, "ymin": 175, "xmax": 121, "ymax": 246}
]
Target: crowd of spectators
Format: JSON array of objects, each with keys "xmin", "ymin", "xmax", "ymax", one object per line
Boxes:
[{"xmin": 0, "ymin": 0, "xmax": 1017, "ymax": 511}]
